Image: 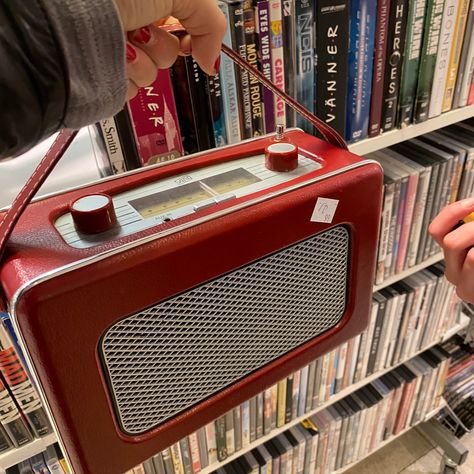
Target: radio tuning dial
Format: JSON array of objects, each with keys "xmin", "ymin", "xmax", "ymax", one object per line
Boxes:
[
  {"xmin": 70, "ymin": 194, "xmax": 117, "ymax": 234},
  {"xmin": 265, "ymin": 142, "xmax": 299, "ymax": 172}
]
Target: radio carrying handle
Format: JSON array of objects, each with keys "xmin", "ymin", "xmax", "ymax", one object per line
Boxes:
[{"xmin": 0, "ymin": 43, "xmax": 348, "ymax": 262}]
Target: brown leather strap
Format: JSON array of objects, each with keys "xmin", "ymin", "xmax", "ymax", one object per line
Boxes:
[
  {"xmin": 0, "ymin": 42, "xmax": 348, "ymax": 261},
  {"xmin": 0, "ymin": 130, "xmax": 78, "ymax": 260},
  {"xmin": 221, "ymin": 44, "xmax": 348, "ymax": 150}
]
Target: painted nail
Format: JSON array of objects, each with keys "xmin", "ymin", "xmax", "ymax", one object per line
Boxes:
[
  {"xmin": 213, "ymin": 55, "xmax": 221, "ymax": 75},
  {"xmin": 126, "ymin": 43, "xmax": 137, "ymax": 63},
  {"xmin": 132, "ymin": 26, "xmax": 154, "ymax": 45}
]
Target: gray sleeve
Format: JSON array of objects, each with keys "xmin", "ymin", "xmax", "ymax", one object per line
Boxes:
[{"xmin": 39, "ymin": 0, "xmax": 127, "ymax": 129}]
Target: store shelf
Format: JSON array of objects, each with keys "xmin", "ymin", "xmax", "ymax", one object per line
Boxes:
[
  {"xmin": 0, "ymin": 432, "xmax": 57, "ymax": 473},
  {"xmin": 348, "ymin": 105, "xmax": 474, "ymax": 156},
  {"xmin": 334, "ymin": 400, "xmax": 447, "ymax": 474},
  {"xmin": 200, "ymin": 315, "xmax": 469, "ymax": 474},
  {"xmin": 373, "ymin": 253, "xmax": 444, "ymax": 293}
]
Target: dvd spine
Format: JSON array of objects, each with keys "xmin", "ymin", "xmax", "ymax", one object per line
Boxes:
[
  {"xmin": 0, "ymin": 324, "xmax": 52, "ymax": 438},
  {"xmin": 413, "ymin": 0, "xmax": 446, "ymax": 122},
  {"xmin": 398, "ymin": 0, "xmax": 428, "ymax": 127},
  {"xmin": 208, "ymin": 72, "xmax": 229, "ymax": 147},
  {"xmin": 244, "ymin": 0, "xmax": 265, "ymax": 136},
  {"xmin": 269, "ymin": 0, "xmax": 287, "ymax": 127},
  {"xmin": 453, "ymin": 0, "xmax": 474, "ymax": 108},
  {"xmin": 428, "ymin": 0, "xmax": 459, "ymax": 118},
  {"xmin": 295, "ymin": 0, "xmax": 315, "ymax": 133},
  {"xmin": 346, "ymin": 0, "xmax": 377, "ymax": 142},
  {"xmin": 282, "ymin": 0, "xmax": 297, "ymax": 127},
  {"xmin": 315, "ymin": 0, "xmax": 350, "ymax": 137},
  {"xmin": 256, "ymin": 0, "xmax": 276, "ymax": 133},
  {"xmin": 227, "ymin": 0, "xmax": 254, "ymax": 138},
  {"xmin": 442, "ymin": 0, "xmax": 470, "ymax": 112},
  {"xmin": 368, "ymin": 0, "xmax": 391, "ymax": 137},
  {"xmin": 219, "ymin": 1, "xmax": 243, "ymax": 143},
  {"xmin": 0, "ymin": 423, "xmax": 12, "ymax": 453},
  {"xmin": 381, "ymin": 0, "xmax": 409, "ymax": 132},
  {"xmin": 0, "ymin": 375, "xmax": 32, "ymax": 447},
  {"xmin": 128, "ymin": 69, "xmax": 184, "ymax": 165},
  {"xmin": 184, "ymin": 57, "xmax": 216, "ymax": 151},
  {"xmin": 170, "ymin": 56, "xmax": 199, "ymax": 154},
  {"xmin": 96, "ymin": 118, "xmax": 127, "ymax": 175}
]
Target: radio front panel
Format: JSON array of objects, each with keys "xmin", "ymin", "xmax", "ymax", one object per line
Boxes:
[{"xmin": 55, "ymin": 153, "xmax": 321, "ymax": 248}]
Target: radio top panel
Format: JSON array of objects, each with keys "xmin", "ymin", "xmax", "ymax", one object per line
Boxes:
[{"xmin": 55, "ymin": 152, "xmax": 321, "ymax": 248}]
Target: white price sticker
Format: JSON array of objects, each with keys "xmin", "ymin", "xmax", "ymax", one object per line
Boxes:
[{"xmin": 311, "ymin": 198, "xmax": 339, "ymax": 223}]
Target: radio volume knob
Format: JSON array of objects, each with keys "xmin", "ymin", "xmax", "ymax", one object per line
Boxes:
[
  {"xmin": 265, "ymin": 142, "xmax": 299, "ymax": 172},
  {"xmin": 70, "ymin": 194, "xmax": 117, "ymax": 234}
]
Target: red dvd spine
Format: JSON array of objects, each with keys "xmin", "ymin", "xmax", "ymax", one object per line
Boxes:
[
  {"xmin": 0, "ymin": 324, "xmax": 52, "ymax": 438},
  {"xmin": 128, "ymin": 70, "xmax": 184, "ymax": 166},
  {"xmin": 368, "ymin": 0, "xmax": 391, "ymax": 137}
]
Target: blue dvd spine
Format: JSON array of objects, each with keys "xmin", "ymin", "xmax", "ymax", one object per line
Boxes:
[
  {"xmin": 295, "ymin": 0, "xmax": 315, "ymax": 133},
  {"xmin": 346, "ymin": 0, "xmax": 377, "ymax": 142},
  {"xmin": 208, "ymin": 73, "xmax": 228, "ymax": 147}
]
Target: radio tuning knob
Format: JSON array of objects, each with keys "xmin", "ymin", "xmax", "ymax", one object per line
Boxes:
[
  {"xmin": 265, "ymin": 141, "xmax": 299, "ymax": 172},
  {"xmin": 70, "ymin": 193, "xmax": 117, "ymax": 234}
]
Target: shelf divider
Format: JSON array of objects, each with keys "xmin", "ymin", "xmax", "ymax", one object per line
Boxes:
[{"xmin": 348, "ymin": 106, "xmax": 474, "ymax": 156}]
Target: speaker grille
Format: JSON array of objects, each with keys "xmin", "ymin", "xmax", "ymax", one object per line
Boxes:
[{"xmin": 101, "ymin": 225, "xmax": 349, "ymax": 434}]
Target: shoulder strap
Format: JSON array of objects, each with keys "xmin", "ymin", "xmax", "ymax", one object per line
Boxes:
[{"xmin": 0, "ymin": 130, "xmax": 78, "ymax": 260}]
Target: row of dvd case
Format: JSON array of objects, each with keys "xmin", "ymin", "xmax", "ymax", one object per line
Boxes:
[
  {"xmin": 369, "ymin": 118, "xmax": 474, "ymax": 284},
  {"xmin": 0, "ymin": 309, "xmax": 53, "ymax": 455},
  {"xmin": 127, "ymin": 344, "xmax": 450, "ymax": 474},
  {"xmin": 5, "ymin": 443, "xmax": 69, "ymax": 474},
  {"xmin": 126, "ymin": 263, "xmax": 460, "ymax": 474},
  {"xmin": 210, "ymin": 346, "xmax": 450, "ymax": 474},
  {"xmin": 96, "ymin": 0, "xmax": 474, "ymax": 177},
  {"xmin": 439, "ymin": 335, "xmax": 474, "ymax": 436}
]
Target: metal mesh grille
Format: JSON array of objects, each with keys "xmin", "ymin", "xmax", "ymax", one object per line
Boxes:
[{"xmin": 101, "ymin": 225, "xmax": 349, "ymax": 434}]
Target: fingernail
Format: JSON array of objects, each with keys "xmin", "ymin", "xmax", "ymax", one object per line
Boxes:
[
  {"xmin": 131, "ymin": 26, "xmax": 155, "ymax": 45},
  {"xmin": 126, "ymin": 43, "xmax": 137, "ymax": 63},
  {"xmin": 460, "ymin": 198, "xmax": 474, "ymax": 208},
  {"xmin": 213, "ymin": 55, "xmax": 221, "ymax": 75}
]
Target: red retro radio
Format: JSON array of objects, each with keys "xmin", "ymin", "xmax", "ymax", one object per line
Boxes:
[{"xmin": 0, "ymin": 46, "xmax": 383, "ymax": 473}]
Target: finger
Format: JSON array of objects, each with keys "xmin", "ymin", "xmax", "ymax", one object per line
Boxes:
[
  {"xmin": 457, "ymin": 247, "xmax": 474, "ymax": 303},
  {"xmin": 440, "ymin": 221, "xmax": 474, "ymax": 285},
  {"xmin": 129, "ymin": 25, "xmax": 180, "ymax": 69},
  {"xmin": 156, "ymin": 18, "xmax": 191, "ymax": 55},
  {"xmin": 171, "ymin": 0, "xmax": 227, "ymax": 75},
  {"xmin": 125, "ymin": 42, "xmax": 158, "ymax": 89},
  {"xmin": 429, "ymin": 197, "xmax": 474, "ymax": 245}
]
